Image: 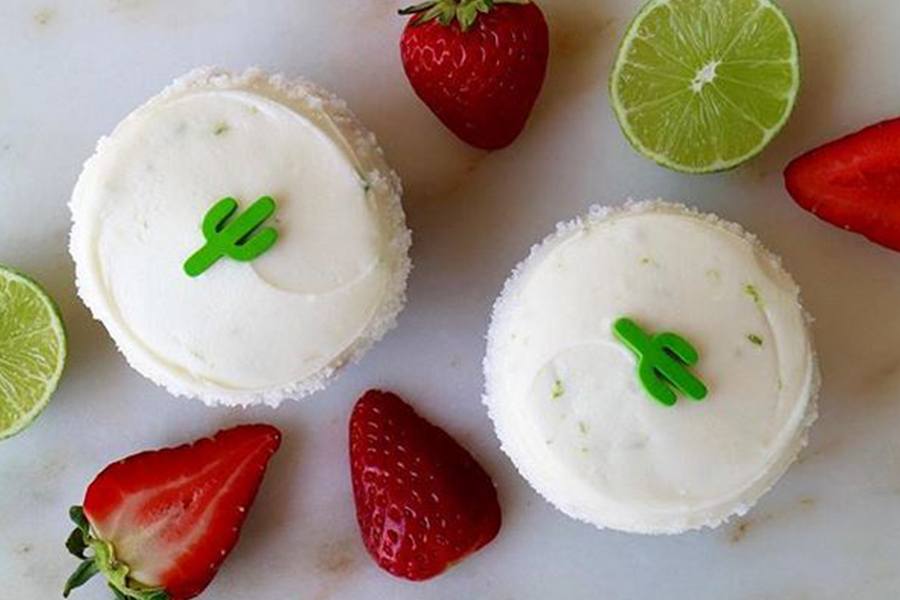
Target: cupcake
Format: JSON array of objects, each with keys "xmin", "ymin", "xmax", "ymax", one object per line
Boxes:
[
  {"xmin": 70, "ymin": 68, "xmax": 411, "ymax": 406},
  {"xmin": 484, "ymin": 201, "xmax": 819, "ymax": 534}
]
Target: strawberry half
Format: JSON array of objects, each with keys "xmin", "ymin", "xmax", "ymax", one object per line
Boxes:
[
  {"xmin": 349, "ymin": 390, "xmax": 501, "ymax": 581},
  {"xmin": 399, "ymin": 0, "xmax": 550, "ymax": 150},
  {"xmin": 63, "ymin": 424, "xmax": 282, "ymax": 600},
  {"xmin": 785, "ymin": 117, "xmax": 900, "ymax": 252}
]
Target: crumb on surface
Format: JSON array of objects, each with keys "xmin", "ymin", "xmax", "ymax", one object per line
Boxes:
[
  {"xmin": 728, "ymin": 514, "xmax": 773, "ymax": 544},
  {"xmin": 730, "ymin": 520, "xmax": 751, "ymax": 543},
  {"xmin": 315, "ymin": 539, "xmax": 357, "ymax": 576},
  {"xmin": 312, "ymin": 538, "xmax": 359, "ymax": 600},
  {"xmin": 728, "ymin": 498, "xmax": 814, "ymax": 544}
]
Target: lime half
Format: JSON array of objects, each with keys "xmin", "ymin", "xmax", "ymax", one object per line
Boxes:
[
  {"xmin": 0, "ymin": 266, "xmax": 66, "ymax": 439},
  {"xmin": 610, "ymin": 0, "xmax": 800, "ymax": 173}
]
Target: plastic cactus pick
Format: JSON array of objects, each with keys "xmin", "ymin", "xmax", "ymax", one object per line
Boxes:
[
  {"xmin": 612, "ymin": 317, "xmax": 708, "ymax": 407},
  {"xmin": 184, "ymin": 196, "xmax": 279, "ymax": 277}
]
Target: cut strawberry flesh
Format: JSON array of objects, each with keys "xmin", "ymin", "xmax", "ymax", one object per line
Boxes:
[
  {"xmin": 82, "ymin": 424, "xmax": 281, "ymax": 599},
  {"xmin": 785, "ymin": 117, "xmax": 900, "ymax": 251}
]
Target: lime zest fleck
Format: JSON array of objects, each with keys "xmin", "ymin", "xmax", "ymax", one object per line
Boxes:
[
  {"xmin": 747, "ymin": 334, "xmax": 763, "ymax": 346},
  {"xmin": 578, "ymin": 421, "xmax": 589, "ymax": 435},
  {"xmin": 551, "ymin": 379, "xmax": 565, "ymax": 400},
  {"xmin": 744, "ymin": 284, "xmax": 764, "ymax": 308}
]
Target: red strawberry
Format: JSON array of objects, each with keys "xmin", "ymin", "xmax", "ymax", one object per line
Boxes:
[
  {"xmin": 63, "ymin": 424, "xmax": 282, "ymax": 600},
  {"xmin": 399, "ymin": 0, "xmax": 550, "ymax": 150},
  {"xmin": 785, "ymin": 117, "xmax": 900, "ymax": 252},
  {"xmin": 349, "ymin": 390, "xmax": 501, "ymax": 581}
]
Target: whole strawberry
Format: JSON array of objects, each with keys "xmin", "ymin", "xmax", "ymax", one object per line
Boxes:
[
  {"xmin": 399, "ymin": 0, "xmax": 550, "ymax": 150},
  {"xmin": 349, "ymin": 390, "xmax": 501, "ymax": 580},
  {"xmin": 63, "ymin": 425, "xmax": 282, "ymax": 600}
]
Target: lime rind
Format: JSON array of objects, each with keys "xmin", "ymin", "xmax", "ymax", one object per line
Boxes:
[
  {"xmin": 610, "ymin": 0, "xmax": 800, "ymax": 174},
  {"xmin": 0, "ymin": 266, "xmax": 67, "ymax": 440}
]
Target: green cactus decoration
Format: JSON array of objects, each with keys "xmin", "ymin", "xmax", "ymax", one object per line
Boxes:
[
  {"xmin": 612, "ymin": 317, "xmax": 708, "ymax": 407},
  {"xmin": 183, "ymin": 196, "xmax": 279, "ymax": 277}
]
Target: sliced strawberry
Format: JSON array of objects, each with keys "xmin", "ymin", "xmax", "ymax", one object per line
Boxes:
[
  {"xmin": 349, "ymin": 390, "xmax": 501, "ymax": 581},
  {"xmin": 785, "ymin": 117, "xmax": 900, "ymax": 252},
  {"xmin": 64, "ymin": 424, "xmax": 282, "ymax": 600},
  {"xmin": 399, "ymin": 0, "xmax": 549, "ymax": 150}
]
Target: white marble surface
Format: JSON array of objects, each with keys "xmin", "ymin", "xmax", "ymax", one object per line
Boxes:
[{"xmin": 2, "ymin": 0, "xmax": 900, "ymax": 598}]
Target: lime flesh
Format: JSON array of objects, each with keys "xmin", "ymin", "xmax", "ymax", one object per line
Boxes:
[
  {"xmin": 610, "ymin": 0, "xmax": 800, "ymax": 173},
  {"xmin": 0, "ymin": 266, "xmax": 66, "ymax": 440}
]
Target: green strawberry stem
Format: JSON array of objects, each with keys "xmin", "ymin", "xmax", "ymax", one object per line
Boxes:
[
  {"xmin": 399, "ymin": 0, "xmax": 529, "ymax": 31},
  {"xmin": 63, "ymin": 506, "xmax": 170, "ymax": 600}
]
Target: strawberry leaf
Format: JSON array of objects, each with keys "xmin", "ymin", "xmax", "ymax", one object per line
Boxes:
[
  {"xmin": 69, "ymin": 506, "xmax": 90, "ymax": 535},
  {"xmin": 399, "ymin": 0, "xmax": 454, "ymax": 25},
  {"xmin": 398, "ymin": 0, "xmax": 438, "ymax": 15},
  {"xmin": 400, "ymin": 0, "xmax": 529, "ymax": 29},
  {"xmin": 434, "ymin": 3, "xmax": 456, "ymax": 26},
  {"xmin": 66, "ymin": 507, "xmax": 92, "ymax": 560},
  {"xmin": 108, "ymin": 585, "xmax": 170, "ymax": 600},
  {"xmin": 66, "ymin": 528, "xmax": 88, "ymax": 559},
  {"xmin": 108, "ymin": 584, "xmax": 129, "ymax": 600},
  {"xmin": 456, "ymin": 0, "xmax": 493, "ymax": 30},
  {"xmin": 107, "ymin": 578, "xmax": 170, "ymax": 600},
  {"xmin": 63, "ymin": 558, "xmax": 99, "ymax": 598}
]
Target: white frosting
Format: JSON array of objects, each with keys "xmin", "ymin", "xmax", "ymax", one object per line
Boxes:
[
  {"xmin": 484, "ymin": 202, "xmax": 819, "ymax": 534},
  {"xmin": 70, "ymin": 68, "xmax": 411, "ymax": 406}
]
